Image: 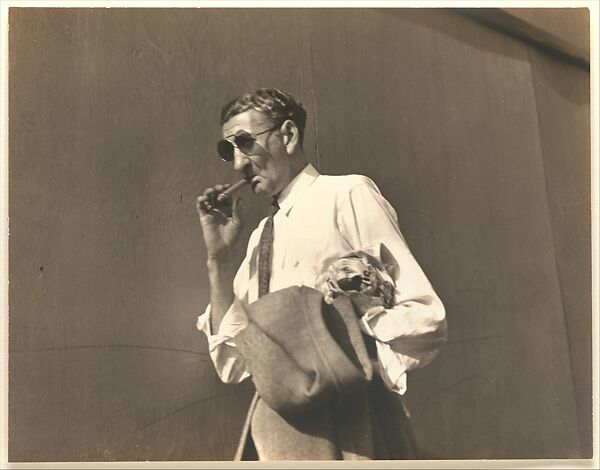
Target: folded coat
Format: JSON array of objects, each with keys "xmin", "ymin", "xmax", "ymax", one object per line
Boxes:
[{"xmin": 234, "ymin": 286, "xmax": 417, "ymax": 460}]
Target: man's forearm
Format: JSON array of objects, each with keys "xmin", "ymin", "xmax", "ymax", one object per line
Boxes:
[{"xmin": 207, "ymin": 257, "xmax": 237, "ymax": 333}]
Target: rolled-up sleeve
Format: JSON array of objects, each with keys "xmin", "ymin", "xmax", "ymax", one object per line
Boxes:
[
  {"xmin": 337, "ymin": 177, "xmax": 447, "ymax": 395},
  {"xmin": 196, "ymin": 228, "xmax": 263, "ymax": 384},
  {"xmin": 196, "ymin": 297, "xmax": 251, "ymax": 384}
]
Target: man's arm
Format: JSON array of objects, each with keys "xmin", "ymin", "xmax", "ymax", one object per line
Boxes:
[
  {"xmin": 196, "ymin": 186, "xmax": 251, "ymax": 383},
  {"xmin": 206, "ymin": 257, "xmax": 236, "ymax": 333},
  {"xmin": 336, "ymin": 176, "xmax": 447, "ymax": 394},
  {"xmin": 196, "ymin": 184, "xmax": 243, "ymax": 332}
]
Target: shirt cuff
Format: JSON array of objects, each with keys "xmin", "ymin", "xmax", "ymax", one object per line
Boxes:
[
  {"xmin": 376, "ymin": 341, "xmax": 409, "ymax": 395},
  {"xmin": 196, "ymin": 297, "xmax": 249, "ymax": 350},
  {"xmin": 360, "ymin": 306, "xmax": 409, "ymax": 395},
  {"xmin": 359, "ymin": 305, "xmax": 386, "ymax": 337}
]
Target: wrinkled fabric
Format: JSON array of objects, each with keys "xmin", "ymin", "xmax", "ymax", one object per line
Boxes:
[
  {"xmin": 230, "ymin": 285, "xmax": 418, "ymax": 460},
  {"xmin": 235, "ymin": 286, "xmax": 373, "ymax": 414}
]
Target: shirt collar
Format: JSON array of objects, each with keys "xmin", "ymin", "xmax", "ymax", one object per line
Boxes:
[{"xmin": 275, "ymin": 163, "xmax": 320, "ymax": 217}]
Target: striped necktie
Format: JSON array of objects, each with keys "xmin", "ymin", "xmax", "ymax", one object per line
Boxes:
[{"xmin": 258, "ymin": 198, "xmax": 280, "ymax": 297}]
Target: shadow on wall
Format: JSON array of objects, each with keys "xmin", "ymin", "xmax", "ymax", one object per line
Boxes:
[{"xmin": 378, "ymin": 8, "xmax": 589, "ymax": 106}]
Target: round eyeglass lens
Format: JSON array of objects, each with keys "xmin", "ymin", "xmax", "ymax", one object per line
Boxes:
[{"xmin": 217, "ymin": 140, "xmax": 234, "ymax": 161}]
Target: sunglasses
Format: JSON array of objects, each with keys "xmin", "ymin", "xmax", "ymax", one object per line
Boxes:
[{"xmin": 217, "ymin": 125, "xmax": 279, "ymax": 162}]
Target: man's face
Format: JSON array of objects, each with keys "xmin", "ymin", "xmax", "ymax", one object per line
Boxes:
[{"xmin": 221, "ymin": 109, "xmax": 291, "ymax": 198}]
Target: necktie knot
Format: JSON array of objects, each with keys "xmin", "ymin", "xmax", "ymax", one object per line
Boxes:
[{"xmin": 270, "ymin": 198, "xmax": 280, "ymax": 217}]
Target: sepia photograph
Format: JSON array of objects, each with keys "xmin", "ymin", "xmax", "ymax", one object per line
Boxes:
[{"xmin": 1, "ymin": 1, "xmax": 596, "ymax": 467}]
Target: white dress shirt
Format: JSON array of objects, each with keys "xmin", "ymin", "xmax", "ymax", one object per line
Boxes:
[{"xmin": 197, "ymin": 163, "xmax": 447, "ymax": 395}]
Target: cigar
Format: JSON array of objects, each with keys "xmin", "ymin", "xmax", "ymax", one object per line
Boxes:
[
  {"xmin": 215, "ymin": 178, "xmax": 250, "ymax": 204},
  {"xmin": 221, "ymin": 178, "xmax": 250, "ymax": 196}
]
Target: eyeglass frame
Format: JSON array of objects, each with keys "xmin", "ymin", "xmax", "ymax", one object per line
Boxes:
[{"xmin": 217, "ymin": 123, "xmax": 281, "ymax": 162}]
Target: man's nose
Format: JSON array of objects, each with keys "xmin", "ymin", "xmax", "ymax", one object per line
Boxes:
[{"xmin": 232, "ymin": 150, "xmax": 250, "ymax": 173}]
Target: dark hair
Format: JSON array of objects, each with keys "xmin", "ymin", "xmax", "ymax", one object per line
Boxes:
[{"xmin": 220, "ymin": 88, "xmax": 307, "ymax": 145}]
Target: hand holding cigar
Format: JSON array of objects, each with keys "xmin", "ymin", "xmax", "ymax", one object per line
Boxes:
[
  {"xmin": 197, "ymin": 178, "xmax": 249, "ymax": 220},
  {"xmin": 196, "ymin": 178, "xmax": 249, "ymax": 260}
]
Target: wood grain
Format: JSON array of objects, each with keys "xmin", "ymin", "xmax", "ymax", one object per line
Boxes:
[
  {"xmin": 9, "ymin": 8, "xmax": 315, "ymax": 461},
  {"xmin": 8, "ymin": 7, "xmax": 590, "ymax": 461},
  {"xmin": 309, "ymin": 8, "xmax": 584, "ymax": 459}
]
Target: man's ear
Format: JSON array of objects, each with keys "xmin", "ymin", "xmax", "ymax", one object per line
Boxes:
[{"xmin": 281, "ymin": 119, "xmax": 300, "ymax": 154}]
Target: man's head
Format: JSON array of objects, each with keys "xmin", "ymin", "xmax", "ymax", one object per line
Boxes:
[
  {"xmin": 220, "ymin": 88, "xmax": 307, "ymax": 145},
  {"xmin": 218, "ymin": 88, "xmax": 308, "ymax": 198}
]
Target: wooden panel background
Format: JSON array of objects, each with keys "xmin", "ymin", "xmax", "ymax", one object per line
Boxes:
[
  {"xmin": 527, "ymin": 46, "xmax": 592, "ymax": 457},
  {"xmin": 8, "ymin": 8, "xmax": 591, "ymax": 461},
  {"xmin": 9, "ymin": 8, "xmax": 317, "ymax": 461},
  {"xmin": 310, "ymin": 9, "xmax": 585, "ymax": 459}
]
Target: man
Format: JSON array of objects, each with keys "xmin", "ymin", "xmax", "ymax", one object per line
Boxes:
[{"xmin": 196, "ymin": 88, "xmax": 446, "ymax": 460}]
